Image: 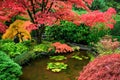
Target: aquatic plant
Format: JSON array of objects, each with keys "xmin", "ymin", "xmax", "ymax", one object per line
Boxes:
[
  {"xmin": 72, "ymin": 55, "xmax": 83, "ymax": 60},
  {"xmin": 78, "ymin": 54, "xmax": 120, "ymax": 80},
  {"xmin": 47, "ymin": 62, "xmax": 68, "ymax": 72},
  {"xmin": 0, "ymin": 51, "xmax": 22, "ymax": 80},
  {"xmin": 50, "ymin": 55, "xmax": 67, "ymax": 61},
  {"xmin": 72, "ymin": 55, "xmax": 89, "ymax": 60}
]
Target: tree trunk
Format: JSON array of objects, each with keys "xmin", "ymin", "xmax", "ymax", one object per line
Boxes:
[{"xmin": 35, "ymin": 24, "xmax": 45, "ymax": 44}]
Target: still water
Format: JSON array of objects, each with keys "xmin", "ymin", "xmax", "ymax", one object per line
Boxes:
[{"xmin": 20, "ymin": 51, "xmax": 89, "ymax": 80}]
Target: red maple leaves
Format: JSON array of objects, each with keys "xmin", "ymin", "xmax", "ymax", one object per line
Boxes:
[
  {"xmin": 80, "ymin": 7, "xmax": 116, "ymax": 29},
  {"xmin": 52, "ymin": 42, "xmax": 73, "ymax": 53},
  {"xmin": 78, "ymin": 54, "xmax": 120, "ymax": 80},
  {"xmin": 0, "ymin": 0, "xmax": 93, "ymax": 33}
]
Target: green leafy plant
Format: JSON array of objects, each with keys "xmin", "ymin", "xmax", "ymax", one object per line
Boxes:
[
  {"xmin": 71, "ymin": 46, "xmax": 80, "ymax": 51},
  {"xmin": 45, "ymin": 21, "xmax": 110, "ymax": 45},
  {"xmin": 50, "ymin": 55, "xmax": 67, "ymax": 61},
  {"xmin": 87, "ymin": 25, "xmax": 110, "ymax": 45},
  {"xmin": 72, "ymin": 55, "xmax": 83, "ymax": 60},
  {"xmin": 45, "ymin": 21, "xmax": 90, "ymax": 44},
  {"xmin": 72, "ymin": 55, "xmax": 89, "ymax": 60},
  {"xmin": 33, "ymin": 41, "xmax": 55, "ymax": 54},
  {"xmin": 0, "ymin": 41, "xmax": 28, "ymax": 58},
  {"xmin": 47, "ymin": 62, "xmax": 68, "ymax": 72},
  {"xmin": 90, "ymin": 0, "xmax": 107, "ymax": 10},
  {"xmin": 0, "ymin": 51, "xmax": 22, "ymax": 80}
]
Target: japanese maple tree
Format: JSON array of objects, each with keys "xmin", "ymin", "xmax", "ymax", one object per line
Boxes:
[
  {"xmin": 78, "ymin": 54, "xmax": 120, "ymax": 80},
  {"xmin": 0, "ymin": 0, "xmax": 93, "ymax": 43}
]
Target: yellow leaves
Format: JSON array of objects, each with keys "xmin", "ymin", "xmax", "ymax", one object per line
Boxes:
[{"xmin": 2, "ymin": 20, "xmax": 32, "ymax": 42}]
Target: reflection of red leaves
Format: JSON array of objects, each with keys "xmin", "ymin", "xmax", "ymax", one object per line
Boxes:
[
  {"xmin": 78, "ymin": 54, "xmax": 120, "ymax": 80},
  {"xmin": 52, "ymin": 42, "xmax": 73, "ymax": 53}
]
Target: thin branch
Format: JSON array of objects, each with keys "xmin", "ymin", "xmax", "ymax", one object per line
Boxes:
[
  {"xmin": 27, "ymin": 9, "xmax": 35, "ymax": 23},
  {"xmin": 30, "ymin": 0, "xmax": 36, "ymax": 15},
  {"xmin": 47, "ymin": 2, "xmax": 53, "ymax": 13}
]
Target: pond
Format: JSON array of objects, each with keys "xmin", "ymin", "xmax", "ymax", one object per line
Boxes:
[{"xmin": 20, "ymin": 51, "xmax": 90, "ymax": 80}]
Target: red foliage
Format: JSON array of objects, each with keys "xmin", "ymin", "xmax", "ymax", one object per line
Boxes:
[
  {"xmin": 78, "ymin": 54, "xmax": 120, "ymax": 80},
  {"xmin": 0, "ymin": 0, "xmax": 93, "ymax": 33},
  {"xmin": 52, "ymin": 42, "xmax": 73, "ymax": 53},
  {"xmin": 80, "ymin": 7, "xmax": 116, "ymax": 29},
  {"xmin": 0, "ymin": 22, "xmax": 7, "ymax": 33},
  {"xmin": 100, "ymin": 36, "xmax": 120, "ymax": 50}
]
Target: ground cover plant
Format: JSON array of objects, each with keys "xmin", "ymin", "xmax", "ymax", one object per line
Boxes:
[
  {"xmin": 47, "ymin": 62, "xmax": 68, "ymax": 72},
  {"xmin": 0, "ymin": 40, "xmax": 29, "ymax": 58}
]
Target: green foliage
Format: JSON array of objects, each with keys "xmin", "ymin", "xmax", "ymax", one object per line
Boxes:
[
  {"xmin": 47, "ymin": 62, "xmax": 68, "ymax": 72},
  {"xmin": 33, "ymin": 41, "xmax": 55, "ymax": 54},
  {"xmin": 50, "ymin": 55, "xmax": 67, "ymax": 61},
  {"xmin": 105, "ymin": 0, "xmax": 120, "ymax": 14},
  {"xmin": 0, "ymin": 40, "xmax": 28, "ymax": 58},
  {"xmin": 13, "ymin": 51, "xmax": 36, "ymax": 65},
  {"xmin": 110, "ymin": 21, "xmax": 120, "ymax": 36},
  {"xmin": 87, "ymin": 25, "xmax": 110, "ymax": 45},
  {"xmin": 0, "ymin": 51, "xmax": 22, "ymax": 80},
  {"xmin": 45, "ymin": 21, "xmax": 110, "ymax": 45},
  {"xmin": 90, "ymin": 0, "xmax": 107, "ymax": 11},
  {"xmin": 71, "ymin": 46, "xmax": 80, "ymax": 51},
  {"xmin": 21, "ymin": 40, "xmax": 32, "ymax": 48},
  {"xmin": 72, "ymin": 55, "xmax": 89, "ymax": 60},
  {"xmin": 45, "ymin": 21, "xmax": 90, "ymax": 44}
]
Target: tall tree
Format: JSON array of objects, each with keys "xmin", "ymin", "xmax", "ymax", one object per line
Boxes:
[{"xmin": 0, "ymin": 0, "xmax": 93, "ymax": 43}]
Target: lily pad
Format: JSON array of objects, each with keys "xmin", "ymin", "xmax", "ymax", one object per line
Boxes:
[
  {"xmin": 50, "ymin": 55, "xmax": 67, "ymax": 61},
  {"xmin": 47, "ymin": 62, "xmax": 68, "ymax": 72},
  {"xmin": 72, "ymin": 55, "xmax": 83, "ymax": 60}
]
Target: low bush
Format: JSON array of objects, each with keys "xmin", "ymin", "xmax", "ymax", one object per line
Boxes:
[
  {"xmin": 93, "ymin": 35, "xmax": 120, "ymax": 55},
  {"xmin": 78, "ymin": 54, "xmax": 120, "ymax": 80},
  {"xmin": 52, "ymin": 42, "xmax": 73, "ymax": 53},
  {"xmin": 0, "ymin": 51, "xmax": 22, "ymax": 80},
  {"xmin": 0, "ymin": 40, "xmax": 29, "ymax": 58},
  {"xmin": 45, "ymin": 21, "xmax": 110, "ymax": 45}
]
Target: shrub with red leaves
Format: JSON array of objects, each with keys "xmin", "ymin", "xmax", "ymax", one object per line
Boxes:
[
  {"xmin": 52, "ymin": 42, "xmax": 73, "ymax": 53},
  {"xmin": 78, "ymin": 54, "xmax": 120, "ymax": 80}
]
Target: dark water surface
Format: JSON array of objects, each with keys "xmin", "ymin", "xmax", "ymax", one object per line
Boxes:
[{"xmin": 20, "ymin": 51, "xmax": 89, "ymax": 80}]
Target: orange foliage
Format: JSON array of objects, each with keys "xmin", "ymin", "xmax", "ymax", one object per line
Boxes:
[
  {"xmin": 2, "ymin": 20, "xmax": 31, "ymax": 42},
  {"xmin": 52, "ymin": 42, "xmax": 73, "ymax": 53}
]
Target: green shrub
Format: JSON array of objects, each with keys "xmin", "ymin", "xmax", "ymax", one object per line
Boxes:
[
  {"xmin": 105, "ymin": 0, "xmax": 120, "ymax": 14},
  {"xmin": 90, "ymin": 0, "xmax": 107, "ymax": 11},
  {"xmin": 0, "ymin": 51, "xmax": 22, "ymax": 80},
  {"xmin": 0, "ymin": 41, "xmax": 28, "ymax": 58},
  {"xmin": 45, "ymin": 21, "xmax": 110, "ymax": 45},
  {"xmin": 13, "ymin": 51, "xmax": 36, "ymax": 65},
  {"xmin": 110, "ymin": 21, "xmax": 120, "ymax": 36},
  {"xmin": 45, "ymin": 21, "xmax": 90, "ymax": 44},
  {"xmin": 33, "ymin": 41, "xmax": 55, "ymax": 54},
  {"xmin": 87, "ymin": 26, "xmax": 110, "ymax": 45}
]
